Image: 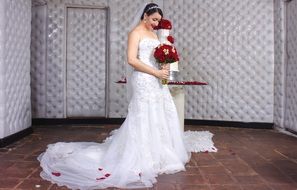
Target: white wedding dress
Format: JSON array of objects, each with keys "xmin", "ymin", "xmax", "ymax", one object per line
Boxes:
[{"xmin": 38, "ymin": 38, "xmax": 217, "ymax": 190}]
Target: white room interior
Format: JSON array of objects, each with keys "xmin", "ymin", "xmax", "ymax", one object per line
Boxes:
[{"xmin": 0, "ymin": 0, "xmax": 296, "ymax": 144}]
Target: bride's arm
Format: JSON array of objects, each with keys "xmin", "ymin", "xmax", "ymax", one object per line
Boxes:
[{"xmin": 127, "ymin": 31, "xmax": 168, "ymax": 80}]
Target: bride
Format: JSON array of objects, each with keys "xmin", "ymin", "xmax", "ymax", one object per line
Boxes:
[{"xmin": 38, "ymin": 3, "xmax": 215, "ymax": 189}]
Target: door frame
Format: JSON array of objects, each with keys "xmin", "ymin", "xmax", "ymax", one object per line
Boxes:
[{"xmin": 284, "ymin": 0, "xmax": 297, "ymax": 133}]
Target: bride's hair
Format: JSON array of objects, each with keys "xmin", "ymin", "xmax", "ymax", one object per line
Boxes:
[{"xmin": 140, "ymin": 3, "xmax": 163, "ymax": 20}]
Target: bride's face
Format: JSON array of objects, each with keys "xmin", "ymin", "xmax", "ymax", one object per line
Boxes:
[{"xmin": 144, "ymin": 13, "xmax": 162, "ymax": 31}]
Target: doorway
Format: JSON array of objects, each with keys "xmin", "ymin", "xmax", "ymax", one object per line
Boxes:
[{"xmin": 65, "ymin": 6, "xmax": 109, "ymax": 117}]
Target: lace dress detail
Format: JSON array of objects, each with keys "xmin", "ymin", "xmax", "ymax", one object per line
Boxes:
[
  {"xmin": 38, "ymin": 38, "xmax": 216, "ymax": 190},
  {"xmin": 131, "ymin": 38, "xmax": 163, "ymax": 103}
]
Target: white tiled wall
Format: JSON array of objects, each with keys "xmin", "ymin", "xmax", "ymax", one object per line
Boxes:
[
  {"xmin": 31, "ymin": 0, "xmax": 276, "ymax": 124},
  {"xmin": 164, "ymin": 0, "xmax": 274, "ymax": 122},
  {"xmin": 0, "ymin": 0, "xmax": 31, "ymax": 138},
  {"xmin": 0, "ymin": 0, "xmax": 5, "ymax": 136},
  {"xmin": 2, "ymin": 0, "xmax": 297, "ymax": 139}
]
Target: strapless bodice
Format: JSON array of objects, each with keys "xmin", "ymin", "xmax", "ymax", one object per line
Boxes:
[{"xmin": 137, "ymin": 38, "xmax": 160, "ymax": 68}]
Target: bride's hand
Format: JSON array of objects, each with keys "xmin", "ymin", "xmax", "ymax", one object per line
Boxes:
[
  {"xmin": 155, "ymin": 69, "xmax": 169, "ymax": 80},
  {"xmin": 161, "ymin": 64, "xmax": 170, "ymax": 70}
]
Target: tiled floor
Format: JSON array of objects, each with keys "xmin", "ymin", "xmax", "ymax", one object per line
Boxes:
[{"xmin": 0, "ymin": 125, "xmax": 297, "ymax": 190}]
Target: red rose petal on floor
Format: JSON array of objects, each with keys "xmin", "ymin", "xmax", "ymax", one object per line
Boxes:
[
  {"xmin": 98, "ymin": 168, "xmax": 103, "ymax": 171},
  {"xmin": 105, "ymin": 173, "xmax": 111, "ymax": 177},
  {"xmin": 204, "ymin": 151, "xmax": 209, "ymax": 153},
  {"xmin": 52, "ymin": 172, "xmax": 61, "ymax": 177},
  {"xmin": 96, "ymin": 177, "xmax": 106, "ymax": 180}
]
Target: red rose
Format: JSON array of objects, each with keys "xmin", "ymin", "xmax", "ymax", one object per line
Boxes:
[
  {"xmin": 167, "ymin": 35, "xmax": 174, "ymax": 44},
  {"xmin": 154, "ymin": 44, "xmax": 179, "ymax": 64},
  {"xmin": 52, "ymin": 172, "xmax": 61, "ymax": 177},
  {"xmin": 154, "ymin": 19, "xmax": 172, "ymax": 30}
]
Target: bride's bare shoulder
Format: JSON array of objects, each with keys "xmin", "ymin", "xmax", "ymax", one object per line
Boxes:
[{"xmin": 128, "ymin": 28, "xmax": 141, "ymax": 41}]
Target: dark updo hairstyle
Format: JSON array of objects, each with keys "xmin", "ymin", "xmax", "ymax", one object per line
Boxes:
[{"xmin": 140, "ymin": 3, "xmax": 163, "ymax": 20}]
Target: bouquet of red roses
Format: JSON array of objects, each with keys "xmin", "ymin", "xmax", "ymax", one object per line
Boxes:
[
  {"xmin": 154, "ymin": 44, "xmax": 179, "ymax": 63},
  {"xmin": 154, "ymin": 44, "xmax": 179, "ymax": 84}
]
